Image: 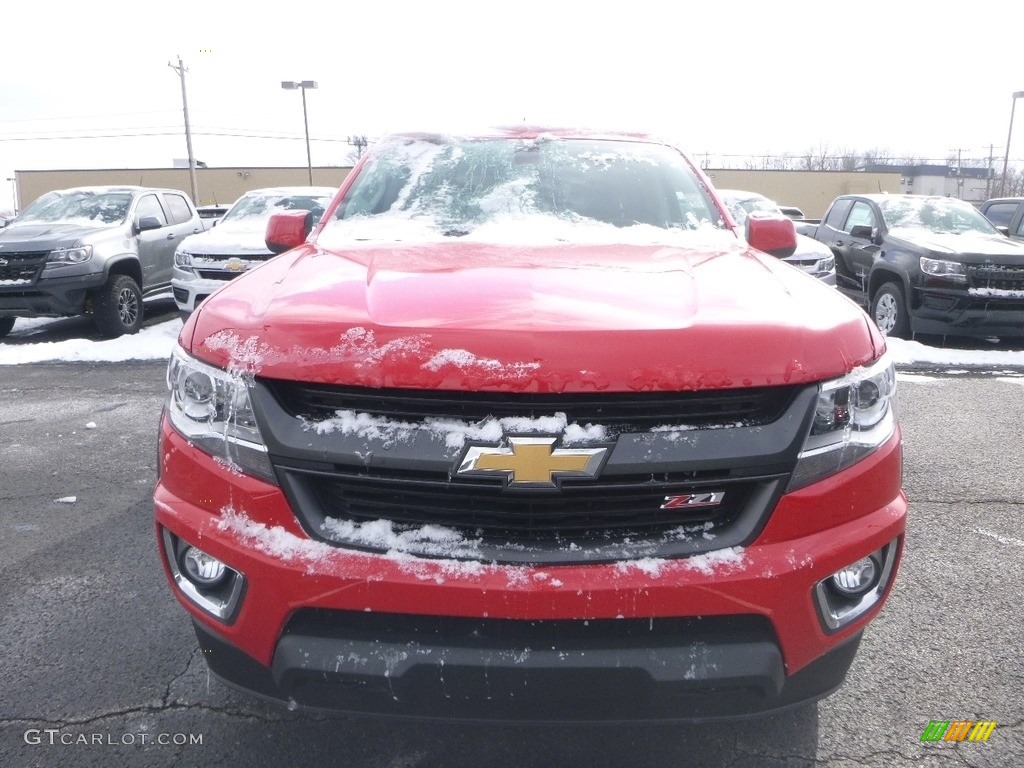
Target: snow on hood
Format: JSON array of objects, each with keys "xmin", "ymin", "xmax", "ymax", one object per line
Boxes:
[
  {"xmin": 186, "ymin": 233, "xmax": 880, "ymax": 390},
  {"xmin": 177, "ymin": 220, "xmax": 274, "ymax": 256},
  {"xmin": 888, "ymin": 229, "xmax": 1024, "ymax": 260}
]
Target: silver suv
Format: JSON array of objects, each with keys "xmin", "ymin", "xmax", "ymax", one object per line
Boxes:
[{"xmin": 0, "ymin": 186, "xmax": 202, "ymax": 337}]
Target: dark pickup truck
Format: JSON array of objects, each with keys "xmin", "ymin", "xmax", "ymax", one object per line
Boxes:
[
  {"xmin": 805, "ymin": 193, "xmax": 1024, "ymax": 338},
  {"xmin": 979, "ymin": 197, "xmax": 1024, "ymax": 240}
]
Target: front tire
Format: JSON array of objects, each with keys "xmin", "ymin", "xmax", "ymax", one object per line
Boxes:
[
  {"xmin": 92, "ymin": 275, "xmax": 143, "ymax": 337},
  {"xmin": 871, "ymin": 282, "xmax": 910, "ymax": 338},
  {"xmin": 0, "ymin": 317, "xmax": 14, "ymax": 338}
]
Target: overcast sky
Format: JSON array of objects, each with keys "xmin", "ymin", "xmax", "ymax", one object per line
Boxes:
[{"xmin": 3, "ymin": 0, "xmax": 1024, "ymax": 212}]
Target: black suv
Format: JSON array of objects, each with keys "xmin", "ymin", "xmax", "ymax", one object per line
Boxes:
[{"xmin": 811, "ymin": 194, "xmax": 1024, "ymax": 338}]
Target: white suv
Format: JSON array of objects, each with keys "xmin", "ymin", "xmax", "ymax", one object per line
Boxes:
[{"xmin": 171, "ymin": 187, "xmax": 335, "ymax": 319}]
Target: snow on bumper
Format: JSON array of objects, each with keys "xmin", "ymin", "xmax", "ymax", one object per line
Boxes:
[{"xmin": 154, "ymin": 417, "xmax": 905, "ymax": 719}]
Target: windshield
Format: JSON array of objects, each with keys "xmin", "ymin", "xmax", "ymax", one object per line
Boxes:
[
  {"xmin": 17, "ymin": 190, "xmax": 132, "ymax": 226},
  {"xmin": 330, "ymin": 136, "xmax": 723, "ymax": 238},
  {"xmin": 221, "ymin": 191, "xmax": 332, "ymax": 225},
  {"xmin": 879, "ymin": 197, "xmax": 998, "ymax": 235}
]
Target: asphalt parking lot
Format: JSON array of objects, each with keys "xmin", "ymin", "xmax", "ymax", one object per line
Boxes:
[{"xmin": 1, "ymin": 315, "xmax": 1022, "ymax": 767}]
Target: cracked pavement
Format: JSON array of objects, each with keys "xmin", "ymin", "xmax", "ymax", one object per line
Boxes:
[{"xmin": 1, "ymin": 361, "xmax": 1022, "ymax": 767}]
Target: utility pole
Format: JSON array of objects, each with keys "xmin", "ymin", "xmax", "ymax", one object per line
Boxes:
[
  {"xmin": 169, "ymin": 55, "xmax": 199, "ymax": 204},
  {"xmin": 346, "ymin": 135, "xmax": 369, "ymax": 161},
  {"xmin": 948, "ymin": 148, "xmax": 966, "ymax": 199},
  {"xmin": 986, "ymin": 144, "xmax": 994, "ymax": 199}
]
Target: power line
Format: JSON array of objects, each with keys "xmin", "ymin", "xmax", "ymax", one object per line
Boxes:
[
  {"xmin": 0, "ymin": 130, "xmax": 369, "ymax": 144},
  {"xmin": 0, "ymin": 110, "xmax": 180, "ymax": 124}
]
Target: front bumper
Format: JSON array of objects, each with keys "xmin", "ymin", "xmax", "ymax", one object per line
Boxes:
[
  {"xmin": 155, "ymin": 418, "xmax": 906, "ymax": 721},
  {"xmin": 912, "ymin": 285, "xmax": 1024, "ymax": 336},
  {"xmin": 192, "ymin": 611, "xmax": 863, "ymax": 722},
  {"xmin": 0, "ymin": 270, "xmax": 106, "ymax": 317},
  {"xmin": 171, "ymin": 267, "xmax": 235, "ymax": 317}
]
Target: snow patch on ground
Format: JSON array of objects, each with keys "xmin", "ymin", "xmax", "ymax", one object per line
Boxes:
[
  {"xmin": 896, "ymin": 373, "xmax": 946, "ymax": 384},
  {"xmin": 0, "ymin": 320, "xmax": 180, "ymax": 365},
  {"xmin": 886, "ymin": 338, "xmax": 1024, "ymax": 367},
  {"xmin": 54, "ymin": 496, "xmax": 77, "ymax": 504}
]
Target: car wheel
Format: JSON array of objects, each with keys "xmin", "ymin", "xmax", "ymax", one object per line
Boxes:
[
  {"xmin": 92, "ymin": 274, "xmax": 143, "ymax": 337},
  {"xmin": 871, "ymin": 282, "xmax": 910, "ymax": 338},
  {"xmin": 0, "ymin": 317, "xmax": 14, "ymax": 338}
]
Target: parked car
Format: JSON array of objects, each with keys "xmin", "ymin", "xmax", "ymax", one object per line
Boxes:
[
  {"xmin": 806, "ymin": 194, "xmax": 1024, "ymax": 338},
  {"xmin": 979, "ymin": 197, "xmax": 1024, "ymax": 240},
  {"xmin": 718, "ymin": 190, "xmax": 836, "ymax": 284},
  {"xmin": 171, "ymin": 187, "xmax": 336, "ymax": 319},
  {"xmin": 0, "ymin": 185, "xmax": 202, "ymax": 337},
  {"xmin": 156, "ymin": 128, "xmax": 904, "ymax": 722}
]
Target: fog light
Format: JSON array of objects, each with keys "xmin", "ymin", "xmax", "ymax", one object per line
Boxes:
[
  {"xmin": 814, "ymin": 540, "xmax": 899, "ymax": 633},
  {"xmin": 830, "ymin": 556, "xmax": 879, "ymax": 597},
  {"xmin": 181, "ymin": 546, "xmax": 227, "ymax": 586}
]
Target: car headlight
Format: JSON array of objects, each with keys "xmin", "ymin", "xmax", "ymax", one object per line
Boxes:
[
  {"xmin": 174, "ymin": 250, "xmax": 195, "ymax": 273},
  {"xmin": 817, "ymin": 255, "xmax": 835, "ymax": 273},
  {"xmin": 165, "ymin": 346, "xmax": 276, "ymax": 484},
  {"xmin": 46, "ymin": 245, "xmax": 93, "ymax": 264},
  {"xmin": 789, "ymin": 353, "xmax": 897, "ymax": 490},
  {"xmin": 920, "ymin": 256, "xmax": 966, "ymax": 281}
]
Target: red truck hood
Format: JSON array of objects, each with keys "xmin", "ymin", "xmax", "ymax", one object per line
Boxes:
[{"xmin": 184, "ymin": 237, "xmax": 881, "ymax": 391}]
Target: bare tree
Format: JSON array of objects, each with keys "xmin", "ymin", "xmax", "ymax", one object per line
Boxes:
[{"xmin": 861, "ymin": 147, "xmax": 893, "ymax": 166}]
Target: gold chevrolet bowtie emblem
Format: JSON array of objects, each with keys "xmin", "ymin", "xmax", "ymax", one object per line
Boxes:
[{"xmin": 457, "ymin": 437, "xmax": 607, "ymax": 487}]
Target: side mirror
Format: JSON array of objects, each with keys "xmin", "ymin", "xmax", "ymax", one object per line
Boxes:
[
  {"xmin": 746, "ymin": 214, "xmax": 796, "ymax": 258},
  {"xmin": 997, "ymin": 226, "xmax": 1010, "ymax": 237},
  {"xmin": 136, "ymin": 215, "xmax": 163, "ymax": 233},
  {"xmin": 266, "ymin": 210, "xmax": 313, "ymax": 254},
  {"xmin": 212, "ymin": 219, "xmax": 219, "ymax": 227}
]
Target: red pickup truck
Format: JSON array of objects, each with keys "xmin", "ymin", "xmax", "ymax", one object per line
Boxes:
[{"xmin": 155, "ymin": 128, "xmax": 905, "ymax": 721}]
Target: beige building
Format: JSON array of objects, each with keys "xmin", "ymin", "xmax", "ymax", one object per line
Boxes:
[
  {"xmin": 704, "ymin": 169, "xmax": 902, "ymax": 219},
  {"xmin": 12, "ymin": 166, "xmax": 354, "ymax": 213},
  {"xmin": 12, "ymin": 166, "xmax": 900, "ymax": 220}
]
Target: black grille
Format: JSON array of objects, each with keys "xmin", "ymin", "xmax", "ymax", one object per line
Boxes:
[
  {"xmin": 0, "ymin": 251, "xmax": 47, "ymax": 284},
  {"xmin": 264, "ymin": 381, "xmax": 799, "ymax": 433},
  {"xmin": 195, "ymin": 269, "xmax": 244, "ymax": 281},
  {"xmin": 276, "ymin": 460, "xmax": 786, "ymax": 563},
  {"xmin": 969, "ymin": 265, "xmax": 1024, "ymax": 291}
]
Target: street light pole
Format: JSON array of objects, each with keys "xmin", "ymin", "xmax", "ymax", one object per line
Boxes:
[
  {"xmin": 5, "ymin": 177, "xmax": 17, "ymax": 214},
  {"xmin": 169, "ymin": 55, "xmax": 200, "ymax": 204},
  {"xmin": 999, "ymin": 90, "xmax": 1024, "ymax": 197},
  {"xmin": 281, "ymin": 81, "xmax": 318, "ymax": 185}
]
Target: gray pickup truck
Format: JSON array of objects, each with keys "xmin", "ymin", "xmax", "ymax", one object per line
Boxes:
[{"xmin": 0, "ymin": 185, "xmax": 203, "ymax": 337}]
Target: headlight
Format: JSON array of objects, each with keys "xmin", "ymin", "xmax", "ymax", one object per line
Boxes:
[
  {"xmin": 817, "ymin": 255, "xmax": 835, "ymax": 273},
  {"xmin": 46, "ymin": 245, "xmax": 93, "ymax": 264},
  {"xmin": 174, "ymin": 250, "xmax": 195, "ymax": 272},
  {"xmin": 165, "ymin": 346, "xmax": 276, "ymax": 484},
  {"xmin": 920, "ymin": 256, "xmax": 966, "ymax": 281},
  {"xmin": 789, "ymin": 353, "xmax": 897, "ymax": 490}
]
